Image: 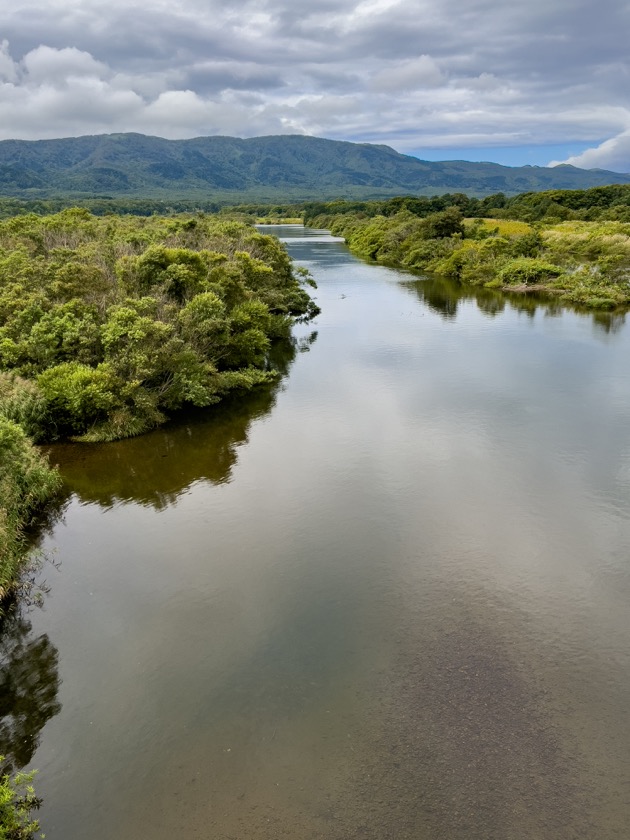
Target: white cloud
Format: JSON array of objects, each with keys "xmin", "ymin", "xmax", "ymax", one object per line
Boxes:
[
  {"xmin": 142, "ymin": 90, "xmax": 207, "ymax": 124},
  {"xmin": 22, "ymin": 45, "xmax": 108, "ymax": 84},
  {"xmin": 371, "ymin": 55, "xmax": 445, "ymax": 92},
  {"xmin": 550, "ymin": 131, "xmax": 630, "ymax": 172}
]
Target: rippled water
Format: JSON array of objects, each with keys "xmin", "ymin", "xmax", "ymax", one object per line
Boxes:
[{"xmin": 6, "ymin": 226, "xmax": 630, "ymax": 839}]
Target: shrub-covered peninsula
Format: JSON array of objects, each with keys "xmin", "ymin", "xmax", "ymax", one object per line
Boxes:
[
  {"xmin": 0, "ymin": 209, "xmax": 318, "ymax": 442},
  {"xmin": 0, "ymin": 209, "xmax": 319, "ymax": 600}
]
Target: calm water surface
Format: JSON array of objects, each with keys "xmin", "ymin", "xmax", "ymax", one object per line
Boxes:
[{"xmin": 6, "ymin": 226, "xmax": 630, "ymax": 839}]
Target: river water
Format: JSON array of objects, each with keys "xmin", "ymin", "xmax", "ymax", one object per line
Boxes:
[{"xmin": 5, "ymin": 225, "xmax": 630, "ymax": 839}]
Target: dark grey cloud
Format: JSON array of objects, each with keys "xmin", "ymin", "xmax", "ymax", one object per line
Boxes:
[
  {"xmin": 184, "ymin": 65, "xmax": 287, "ymax": 96},
  {"xmin": 0, "ymin": 0, "xmax": 629, "ymax": 167}
]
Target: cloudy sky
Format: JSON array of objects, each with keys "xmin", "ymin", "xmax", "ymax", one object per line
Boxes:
[{"xmin": 1, "ymin": 0, "xmax": 629, "ymax": 169}]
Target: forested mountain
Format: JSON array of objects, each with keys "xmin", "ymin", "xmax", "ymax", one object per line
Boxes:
[{"xmin": 0, "ymin": 133, "xmax": 628, "ymax": 200}]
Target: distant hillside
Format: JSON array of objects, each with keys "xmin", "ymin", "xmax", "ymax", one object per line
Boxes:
[{"xmin": 0, "ymin": 133, "xmax": 628, "ymax": 200}]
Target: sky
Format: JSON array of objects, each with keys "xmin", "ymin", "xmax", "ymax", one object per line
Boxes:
[{"xmin": 0, "ymin": 0, "xmax": 629, "ymax": 170}]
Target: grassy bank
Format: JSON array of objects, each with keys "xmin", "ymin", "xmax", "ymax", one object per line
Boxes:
[{"xmin": 309, "ymin": 209, "xmax": 630, "ymax": 310}]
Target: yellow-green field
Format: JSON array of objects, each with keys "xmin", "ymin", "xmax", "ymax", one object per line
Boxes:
[{"xmin": 464, "ymin": 218, "xmax": 532, "ymax": 236}]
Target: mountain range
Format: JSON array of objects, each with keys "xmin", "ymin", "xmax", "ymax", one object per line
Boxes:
[{"xmin": 0, "ymin": 133, "xmax": 628, "ymax": 200}]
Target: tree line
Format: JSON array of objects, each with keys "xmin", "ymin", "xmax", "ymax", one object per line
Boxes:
[{"xmin": 301, "ymin": 184, "xmax": 630, "ymax": 225}]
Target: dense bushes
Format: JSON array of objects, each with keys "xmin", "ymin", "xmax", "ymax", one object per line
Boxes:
[
  {"xmin": 0, "ymin": 414, "xmax": 60, "ymax": 599},
  {"xmin": 311, "ymin": 209, "xmax": 630, "ymax": 310},
  {"xmin": 496, "ymin": 258, "xmax": 563, "ymax": 286},
  {"xmin": 0, "ymin": 210, "xmax": 319, "ymax": 442},
  {"xmin": 0, "ymin": 375, "xmax": 59, "ymax": 614}
]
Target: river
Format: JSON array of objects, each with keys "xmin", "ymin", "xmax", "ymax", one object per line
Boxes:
[{"xmin": 5, "ymin": 225, "xmax": 630, "ymax": 839}]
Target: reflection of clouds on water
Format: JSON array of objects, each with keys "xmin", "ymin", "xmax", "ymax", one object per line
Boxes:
[
  {"xmin": 44, "ymin": 333, "xmax": 317, "ymax": 510},
  {"xmin": 28, "ymin": 228, "xmax": 630, "ymax": 839},
  {"xmin": 0, "ymin": 606, "xmax": 61, "ymax": 774}
]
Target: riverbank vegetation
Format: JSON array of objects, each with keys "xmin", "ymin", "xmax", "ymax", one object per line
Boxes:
[
  {"xmin": 1, "ymin": 185, "xmax": 629, "ymax": 593},
  {"xmin": 0, "ymin": 209, "xmax": 317, "ymax": 601},
  {"xmin": 305, "ymin": 204, "xmax": 630, "ymax": 310},
  {"xmin": 0, "ymin": 767, "xmax": 40, "ymax": 839},
  {"xmin": 0, "ymin": 408, "xmax": 60, "ymax": 603},
  {"xmin": 0, "ymin": 210, "xmax": 318, "ymax": 444},
  {"xmin": 0, "ymin": 761, "xmax": 41, "ymax": 840}
]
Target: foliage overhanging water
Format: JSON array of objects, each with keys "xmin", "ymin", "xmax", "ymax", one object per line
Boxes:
[{"xmin": 3, "ymin": 226, "xmax": 630, "ymax": 839}]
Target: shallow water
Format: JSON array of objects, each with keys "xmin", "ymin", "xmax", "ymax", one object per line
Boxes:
[{"xmin": 6, "ymin": 225, "xmax": 630, "ymax": 839}]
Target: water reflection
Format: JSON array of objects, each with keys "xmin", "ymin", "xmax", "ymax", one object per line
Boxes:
[
  {"xmin": 593, "ymin": 310, "xmax": 627, "ymax": 334},
  {"xmin": 0, "ymin": 606, "xmax": 61, "ymax": 773},
  {"xmin": 26, "ymin": 227, "xmax": 630, "ymax": 839},
  {"xmin": 402, "ymin": 272, "xmax": 628, "ymax": 332},
  {"xmin": 44, "ymin": 333, "xmax": 317, "ymax": 509}
]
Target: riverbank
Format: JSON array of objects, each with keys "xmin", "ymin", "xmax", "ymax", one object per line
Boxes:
[
  {"xmin": 0, "ymin": 211, "xmax": 318, "ymax": 602},
  {"xmin": 0, "ymin": 413, "xmax": 60, "ymax": 604},
  {"xmin": 308, "ymin": 210, "xmax": 630, "ymax": 310}
]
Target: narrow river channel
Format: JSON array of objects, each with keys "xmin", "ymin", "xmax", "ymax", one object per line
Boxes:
[{"xmin": 7, "ymin": 225, "xmax": 630, "ymax": 839}]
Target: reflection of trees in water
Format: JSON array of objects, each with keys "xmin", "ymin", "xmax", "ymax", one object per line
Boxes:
[
  {"xmin": 407, "ymin": 275, "xmax": 462, "ymax": 319},
  {"xmin": 0, "ymin": 605, "xmax": 61, "ymax": 774},
  {"xmin": 403, "ymin": 274, "xmax": 628, "ymax": 331},
  {"xmin": 593, "ymin": 310, "xmax": 626, "ymax": 334},
  {"xmin": 474, "ymin": 295, "xmax": 506, "ymax": 318},
  {"xmin": 44, "ymin": 333, "xmax": 317, "ymax": 510},
  {"xmin": 403, "ymin": 275, "xmax": 508, "ymax": 320}
]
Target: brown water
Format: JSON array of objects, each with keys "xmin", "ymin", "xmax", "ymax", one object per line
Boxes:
[{"xmin": 5, "ymin": 226, "xmax": 630, "ymax": 839}]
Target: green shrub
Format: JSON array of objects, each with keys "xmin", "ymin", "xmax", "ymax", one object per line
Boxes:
[
  {"xmin": 38, "ymin": 362, "xmax": 120, "ymax": 436},
  {"xmin": 422, "ymin": 208, "xmax": 464, "ymax": 239},
  {"xmin": 0, "ymin": 376, "xmax": 48, "ymax": 442},
  {"xmin": 0, "ymin": 418, "xmax": 60, "ymax": 597},
  {"xmin": 0, "ymin": 760, "xmax": 41, "ymax": 840},
  {"xmin": 402, "ymin": 238, "xmax": 455, "ymax": 268},
  {"xmin": 508, "ymin": 230, "xmax": 543, "ymax": 258},
  {"xmin": 498, "ymin": 258, "xmax": 563, "ymax": 285}
]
